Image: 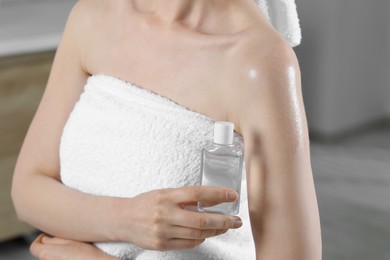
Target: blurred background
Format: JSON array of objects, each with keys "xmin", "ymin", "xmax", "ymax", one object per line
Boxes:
[{"xmin": 0, "ymin": 0, "xmax": 389, "ymax": 259}]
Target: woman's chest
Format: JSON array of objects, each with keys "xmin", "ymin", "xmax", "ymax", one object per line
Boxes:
[{"xmin": 84, "ymin": 29, "xmax": 246, "ymax": 124}]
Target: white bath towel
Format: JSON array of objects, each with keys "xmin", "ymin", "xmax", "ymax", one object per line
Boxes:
[
  {"xmin": 60, "ymin": 75, "xmax": 256, "ymax": 260},
  {"xmin": 256, "ymin": 0, "xmax": 302, "ymax": 47}
]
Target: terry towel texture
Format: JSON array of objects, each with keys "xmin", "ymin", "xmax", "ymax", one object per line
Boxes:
[
  {"xmin": 256, "ymin": 0, "xmax": 301, "ymax": 47},
  {"xmin": 60, "ymin": 75, "xmax": 256, "ymax": 259}
]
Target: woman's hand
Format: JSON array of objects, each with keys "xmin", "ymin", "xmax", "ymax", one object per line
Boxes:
[
  {"xmin": 116, "ymin": 186, "xmax": 242, "ymax": 251},
  {"xmin": 30, "ymin": 234, "xmax": 119, "ymax": 260}
]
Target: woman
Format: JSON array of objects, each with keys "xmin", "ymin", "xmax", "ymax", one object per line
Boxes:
[{"xmin": 12, "ymin": 0, "xmax": 322, "ymax": 259}]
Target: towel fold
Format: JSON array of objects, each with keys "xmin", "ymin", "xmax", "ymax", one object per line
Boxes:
[
  {"xmin": 257, "ymin": 0, "xmax": 302, "ymax": 47},
  {"xmin": 59, "ymin": 75, "xmax": 255, "ymax": 260}
]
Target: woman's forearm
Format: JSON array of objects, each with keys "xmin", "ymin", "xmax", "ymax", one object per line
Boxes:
[{"xmin": 12, "ymin": 170, "xmax": 122, "ymax": 242}]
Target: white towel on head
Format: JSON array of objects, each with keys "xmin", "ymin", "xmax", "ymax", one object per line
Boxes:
[
  {"xmin": 256, "ymin": 0, "xmax": 302, "ymax": 47},
  {"xmin": 59, "ymin": 75, "xmax": 256, "ymax": 260}
]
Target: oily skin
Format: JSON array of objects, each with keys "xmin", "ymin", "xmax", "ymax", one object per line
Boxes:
[{"xmin": 13, "ymin": 0, "xmax": 321, "ymax": 259}]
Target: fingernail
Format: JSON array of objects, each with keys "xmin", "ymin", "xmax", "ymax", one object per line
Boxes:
[
  {"xmin": 227, "ymin": 191, "xmax": 237, "ymax": 201},
  {"xmin": 41, "ymin": 236, "xmax": 49, "ymax": 243},
  {"xmin": 233, "ymin": 219, "xmax": 242, "ymax": 228}
]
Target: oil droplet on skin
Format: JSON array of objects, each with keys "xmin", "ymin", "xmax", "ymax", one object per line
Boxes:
[{"xmin": 287, "ymin": 66, "xmax": 305, "ymax": 151}]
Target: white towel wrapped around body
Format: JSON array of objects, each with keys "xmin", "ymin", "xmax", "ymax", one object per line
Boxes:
[{"xmin": 60, "ymin": 75, "xmax": 256, "ymax": 260}]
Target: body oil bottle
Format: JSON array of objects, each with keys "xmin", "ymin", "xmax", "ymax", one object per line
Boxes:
[{"xmin": 198, "ymin": 121, "xmax": 244, "ymax": 216}]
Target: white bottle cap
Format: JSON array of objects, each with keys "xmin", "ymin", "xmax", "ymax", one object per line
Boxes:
[{"xmin": 213, "ymin": 121, "xmax": 234, "ymax": 145}]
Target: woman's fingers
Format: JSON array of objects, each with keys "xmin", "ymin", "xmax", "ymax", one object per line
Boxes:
[
  {"xmin": 30, "ymin": 233, "xmax": 118, "ymax": 260},
  {"xmin": 30, "ymin": 235, "xmax": 63, "ymax": 260},
  {"xmin": 30, "ymin": 234, "xmax": 45, "ymax": 257},
  {"xmin": 173, "ymin": 209, "xmax": 242, "ymax": 230},
  {"xmin": 41, "ymin": 235, "xmax": 71, "ymax": 245},
  {"xmin": 168, "ymin": 186, "xmax": 238, "ymax": 204}
]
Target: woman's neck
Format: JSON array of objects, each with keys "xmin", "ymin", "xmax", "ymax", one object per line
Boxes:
[
  {"xmin": 153, "ymin": 0, "xmax": 212, "ymax": 25},
  {"xmin": 132, "ymin": 0, "xmax": 253, "ymax": 35}
]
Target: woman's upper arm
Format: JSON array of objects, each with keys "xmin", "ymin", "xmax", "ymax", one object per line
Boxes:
[
  {"xmin": 13, "ymin": 1, "xmax": 90, "ymax": 183},
  {"xmin": 238, "ymin": 44, "xmax": 322, "ymax": 259}
]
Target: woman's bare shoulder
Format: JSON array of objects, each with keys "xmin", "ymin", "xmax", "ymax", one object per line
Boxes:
[
  {"xmin": 66, "ymin": 0, "xmax": 117, "ymax": 37},
  {"xmin": 61, "ymin": 0, "xmax": 100, "ymax": 53},
  {"xmin": 228, "ymin": 35, "xmax": 303, "ymax": 142},
  {"xmin": 62, "ymin": 0, "xmax": 124, "ymax": 72},
  {"xmin": 72, "ymin": 0, "xmax": 115, "ymax": 18}
]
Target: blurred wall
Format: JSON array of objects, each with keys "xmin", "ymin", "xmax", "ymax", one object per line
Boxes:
[
  {"xmin": 0, "ymin": 0, "xmax": 76, "ymax": 57},
  {"xmin": 295, "ymin": 0, "xmax": 390, "ymax": 138}
]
